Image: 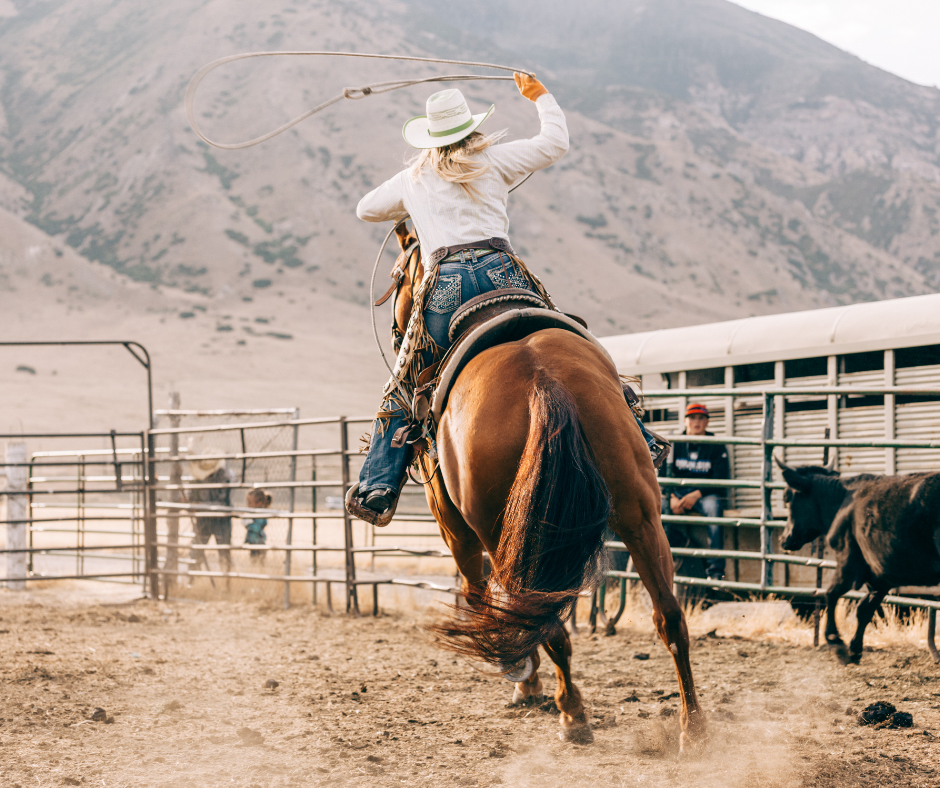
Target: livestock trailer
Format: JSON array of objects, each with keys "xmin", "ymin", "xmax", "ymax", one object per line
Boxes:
[{"xmin": 599, "ymin": 292, "xmax": 940, "ymax": 588}]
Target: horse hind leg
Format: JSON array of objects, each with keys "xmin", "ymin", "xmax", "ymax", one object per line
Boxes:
[{"xmin": 542, "ymin": 626, "xmax": 593, "ymax": 743}]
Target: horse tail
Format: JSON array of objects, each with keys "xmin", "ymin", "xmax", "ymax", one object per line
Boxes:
[{"xmin": 430, "ymin": 371, "xmax": 611, "ymax": 667}]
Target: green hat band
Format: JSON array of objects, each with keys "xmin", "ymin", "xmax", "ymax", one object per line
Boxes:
[{"xmin": 428, "ymin": 117, "xmax": 475, "ymax": 138}]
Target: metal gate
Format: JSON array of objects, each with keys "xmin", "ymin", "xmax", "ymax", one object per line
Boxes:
[{"xmin": 1, "ymin": 431, "xmax": 149, "ymax": 589}]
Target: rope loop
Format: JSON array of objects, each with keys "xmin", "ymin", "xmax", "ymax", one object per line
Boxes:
[
  {"xmin": 186, "ymin": 51, "xmax": 534, "ymax": 150},
  {"xmin": 343, "ymin": 86, "xmax": 372, "ymax": 99}
]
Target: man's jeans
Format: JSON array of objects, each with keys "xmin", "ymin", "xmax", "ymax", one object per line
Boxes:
[
  {"xmin": 359, "ymin": 247, "xmax": 662, "ymax": 496},
  {"xmin": 662, "ymin": 493, "xmax": 726, "ymax": 578}
]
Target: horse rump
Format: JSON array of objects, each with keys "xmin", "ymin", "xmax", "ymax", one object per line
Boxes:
[{"xmin": 430, "ymin": 372, "xmax": 611, "ymax": 666}]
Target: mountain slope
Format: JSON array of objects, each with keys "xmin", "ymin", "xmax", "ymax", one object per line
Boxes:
[
  {"xmin": 406, "ymin": 0, "xmax": 940, "ymax": 285},
  {"xmin": 0, "ymin": 0, "xmax": 934, "ymax": 346}
]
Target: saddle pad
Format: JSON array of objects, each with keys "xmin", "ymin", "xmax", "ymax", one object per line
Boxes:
[{"xmin": 430, "ymin": 308, "xmax": 617, "ymax": 424}]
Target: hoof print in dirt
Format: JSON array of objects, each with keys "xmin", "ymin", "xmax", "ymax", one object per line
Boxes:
[
  {"xmin": 264, "ymin": 679, "xmax": 279, "ymax": 690},
  {"xmin": 237, "ymin": 727, "xmax": 265, "ymax": 746},
  {"xmin": 633, "ymin": 653, "xmax": 650, "ymax": 661},
  {"xmin": 161, "ymin": 700, "xmax": 183, "ymax": 713}
]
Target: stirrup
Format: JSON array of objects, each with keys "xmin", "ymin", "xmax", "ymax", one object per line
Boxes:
[
  {"xmin": 344, "ymin": 482, "xmax": 402, "ymax": 527},
  {"xmin": 647, "ymin": 428, "xmax": 672, "ymax": 471}
]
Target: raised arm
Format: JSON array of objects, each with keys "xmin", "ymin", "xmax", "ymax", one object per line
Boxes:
[
  {"xmin": 357, "ymin": 171, "xmax": 408, "ymax": 223},
  {"xmin": 487, "ymin": 74, "xmax": 569, "ymax": 185}
]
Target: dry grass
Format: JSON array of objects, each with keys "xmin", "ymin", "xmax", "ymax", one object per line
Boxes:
[{"xmin": 593, "ymin": 584, "xmax": 934, "ymax": 654}]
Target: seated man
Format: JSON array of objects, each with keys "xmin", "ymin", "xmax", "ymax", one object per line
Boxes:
[{"xmin": 661, "ymin": 403, "xmax": 730, "ymax": 580}]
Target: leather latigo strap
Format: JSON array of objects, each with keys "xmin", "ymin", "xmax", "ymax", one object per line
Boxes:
[
  {"xmin": 429, "ymin": 237, "xmax": 513, "ymax": 266},
  {"xmin": 374, "ymin": 264, "xmax": 405, "ymax": 306}
]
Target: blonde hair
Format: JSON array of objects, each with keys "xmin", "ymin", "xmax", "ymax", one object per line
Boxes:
[{"xmin": 410, "ymin": 130, "xmax": 507, "ymax": 199}]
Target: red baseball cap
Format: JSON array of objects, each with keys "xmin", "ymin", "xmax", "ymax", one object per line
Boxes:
[{"xmin": 685, "ymin": 403, "xmax": 709, "ymax": 418}]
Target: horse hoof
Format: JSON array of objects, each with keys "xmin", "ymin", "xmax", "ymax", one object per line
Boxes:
[
  {"xmin": 510, "ymin": 683, "xmax": 544, "ymax": 705},
  {"xmin": 500, "ymin": 655, "xmax": 535, "ymax": 683},
  {"xmin": 679, "ymin": 730, "xmax": 708, "ymax": 758},
  {"xmin": 847, "ymin": 652, "xmax": 862, "ymax": 665},
  {"xmin": 558, "ymin": 724, "xmax": 594, "ymax": 744}
]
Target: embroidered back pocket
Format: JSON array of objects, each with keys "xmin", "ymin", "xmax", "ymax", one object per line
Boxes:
[
  {"xmin": 486, "ymin": 268, "xmax": 531, "ymax": 290},
  {"xmin": 426, "ymin": 274, "xmax": 462, "ymax": 314}
]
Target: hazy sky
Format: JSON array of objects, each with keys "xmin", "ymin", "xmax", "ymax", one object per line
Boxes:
[{"xmin": 730, "ymin": 0, "xmax": 940, "ymax": 88}]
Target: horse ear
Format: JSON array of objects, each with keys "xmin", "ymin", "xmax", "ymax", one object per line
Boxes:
[{"xmin": 394, "ymin": 221, "xmax": 411, "ymax": 250}]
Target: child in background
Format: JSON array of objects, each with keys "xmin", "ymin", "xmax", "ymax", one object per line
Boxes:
[{"xmin": 244, "ymin": 489, "xmax": 273, "ymax": 563}]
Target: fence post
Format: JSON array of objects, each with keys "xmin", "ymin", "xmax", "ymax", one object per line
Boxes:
[
  {"xmin": 4, "ymin": 442, "xmax": 28, "ymax": 590},
  {"xmin": 759, "ymin": 393, "xmax": 775, "ymax": 591},
  {"xmin": 144, "ymin": 431, "xmax": 159, "ymax": 599},
  {"xmin": 284, "ymin": 411, "xmax": 299, "ymax": 610},
  {"xmin": 165, "ymin": 393, "xmax": 181, "ymax": 595},
  {"xmin": 339, "ymin": 417, "xmax": 360, "ymax": 615}
]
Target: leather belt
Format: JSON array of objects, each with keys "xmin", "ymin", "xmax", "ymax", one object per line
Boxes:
[{"xmin": 429, "ymin": 237, "xmax": 513, "ymax": 266}]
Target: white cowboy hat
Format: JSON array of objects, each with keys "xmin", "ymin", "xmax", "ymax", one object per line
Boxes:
[
  {"xmin": 189, "ymin": 449, "xmax": 226, "ymax": 481},
  {"xmin": 402, "ymin": 88, "xmax": 494, "ymax": 149}
]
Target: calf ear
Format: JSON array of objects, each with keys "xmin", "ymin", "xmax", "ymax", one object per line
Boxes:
[{"xmin": 781, "ymin": 467, "xmax": 812, "ymax": 493}]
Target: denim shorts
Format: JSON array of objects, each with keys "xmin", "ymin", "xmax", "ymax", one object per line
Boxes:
[{"xmin": 423, "ymin": 249, "xmax": 535, "ymax": 349}]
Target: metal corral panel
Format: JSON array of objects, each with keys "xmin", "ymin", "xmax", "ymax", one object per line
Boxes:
[
  {"xmin": 601, "ymin": 293, "xmax": 940, "ymax": 375},
  {"xmin": 837, "ymin": 369, "xmax": 888, "ymax": 474},
  {"xmin": 783, "ymin": 407, "xmax": 829, "ymax": 467},
  {"xmin": 896, "ymin": 365, "xmax": 940, "ymax": 473},
  {"xmin": 732, "ymin": 410, "xmax": 763, "ymax": 510}
]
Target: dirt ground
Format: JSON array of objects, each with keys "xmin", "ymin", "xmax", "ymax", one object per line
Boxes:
[{"xmin": 1, "ymin": 583, "xmax": 938, "ymax": 788}]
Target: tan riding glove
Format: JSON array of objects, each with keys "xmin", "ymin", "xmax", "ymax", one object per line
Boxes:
[{"xmin": 514, "ymin": 72, "xmax": 548, "ymax": 102}]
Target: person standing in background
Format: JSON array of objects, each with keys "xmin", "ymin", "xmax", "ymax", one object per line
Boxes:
[
  {"xmin": 244, "ymin": 488, "xmax": 273, "ymax": 564},
  {"xmin": 661, "ymin": 403, "xmax": 730, "ymax": 580},
  {"xmin": 188, "ymin": 451, "xmax": 235, "ymax": 578}
]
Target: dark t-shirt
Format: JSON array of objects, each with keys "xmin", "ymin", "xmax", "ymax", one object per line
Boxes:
[{"xmin": 663, "ymin": 430, "xmax": 729, "ymax": 499}]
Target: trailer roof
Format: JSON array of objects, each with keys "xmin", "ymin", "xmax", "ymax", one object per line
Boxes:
[{"xmin": 600, "ymin": 293, "xmax": 940, "ymax": 375}]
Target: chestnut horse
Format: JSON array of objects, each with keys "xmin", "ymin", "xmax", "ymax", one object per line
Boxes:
[{"xmin": 386, "ymin": 223, "xmax": 706, "ymax": 750}]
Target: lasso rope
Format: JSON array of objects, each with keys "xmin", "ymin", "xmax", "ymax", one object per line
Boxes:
[
  {"xmin": 186, "ymin": 50, "xmax": 537, "ymax": 408},
  {"xmin": 186, "ymin": 51, "xmax": 534, "ymax": 150}
]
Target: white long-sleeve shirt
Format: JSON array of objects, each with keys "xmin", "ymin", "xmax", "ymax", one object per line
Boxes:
[{"xmin": 357, "ymin": 94, "xmax": 569, "ymax": 264}]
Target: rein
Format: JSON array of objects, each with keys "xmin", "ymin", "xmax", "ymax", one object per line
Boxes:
[{"xmin": 186, "ymin": 51, "xmax": 534, "ymax": 150}]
